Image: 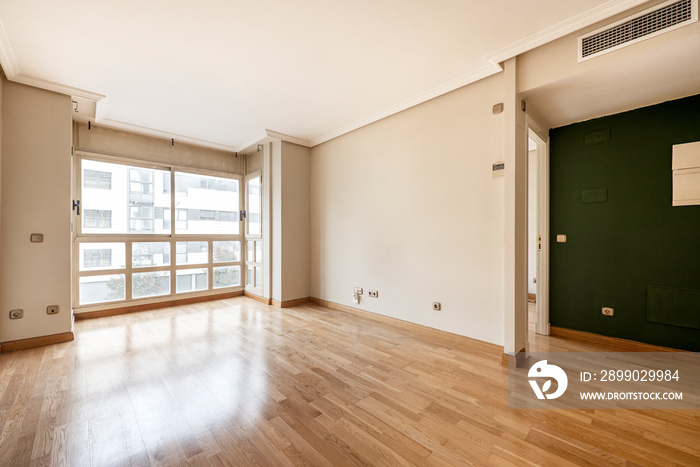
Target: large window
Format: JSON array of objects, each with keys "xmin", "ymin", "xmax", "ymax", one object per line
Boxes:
[{"xmin": 75, "ymin": 156, "xmax": 244, "ymax": 309}]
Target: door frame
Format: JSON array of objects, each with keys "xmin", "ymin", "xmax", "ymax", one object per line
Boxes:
[{"xmin": 527, "ymin": 117, "xmax": 550, "ymax": 336}]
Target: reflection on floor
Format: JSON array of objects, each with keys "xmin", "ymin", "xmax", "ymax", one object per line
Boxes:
[{"xmin": 0, "ymin": 297, "xmax": 697, "ymax": 466}]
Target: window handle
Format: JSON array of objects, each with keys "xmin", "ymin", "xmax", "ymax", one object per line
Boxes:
[
  {"xmin": 72, "ymin": 200, "xmax": 81, "ymax": 216},
  {"xmin": 240, "ymin": 210, "xmax": 246, "ymax": 221}
]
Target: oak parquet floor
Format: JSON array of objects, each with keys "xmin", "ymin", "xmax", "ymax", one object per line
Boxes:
[{"xmin": 0, "ymin": 297, "xmax": 697, "ymax": 466}]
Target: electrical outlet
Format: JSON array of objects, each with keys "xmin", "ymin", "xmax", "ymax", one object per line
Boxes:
[
  {"xmin": 368, "ymin": 290, "xmax": 378, "ymax": 298},
  {"xmin": 432, "ymin": 302, "xmax": 441, "ymax": 311},
  {"xmin": 9, "ymin": 309, "xmax": 24, "ymax": 319},
  {"xmin": 353, "ymin": 287, "xmax": 363, "ymax": 295},
  {"xmin": 47, "ymin": 305, "xmax": 60, "ymax": 315},
  {"xmin": 602, "ymin": 307, "xmax": 614, "ymax": 316}
]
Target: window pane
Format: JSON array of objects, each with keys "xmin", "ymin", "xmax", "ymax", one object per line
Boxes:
[
  {"xmin": 213, "ymin": 241, "xmax": 240, "ymax": 263},
  {"xmin": 176, "ymin": 241, "xmax": 208, "ymax": 265},
  {"xmin": 133, "ymin": 242, "xmax": 171, "ymax": 268},
  {"xmin": 81, "ymin": 159, "xmax": 171, "ymax": 234},
  {"xmin": 256, "ymin": 241, "xmax": 263, "ymax": 263},
  {"xmin": 246, "ymin": 266, "xmax": 253, "ymax": 286},
  {"xmin": 79, "ymin": 274, "xmax": 125, "ymax": 305},
  {"xmin": 176, "ymin": 268, "xmax": 208, "ymax": 293},
  {"xmin": 175, "ymin": 172, "xmax": 239, "ymax": 234},
  {"xmin": 248, "ymin": 176, "xmax": 261, "ymax": 235},
  {"xmin": 213, "ymin": 266, "xmax": 241, "ymax": 288},
  {"xmin": 132, "ymin": 271, "xmax": 171, "ymax": 298},
  {"xmin": 79, "ymin": 243, "xmax": 126, "ymax": 271},
  {"xmin": 83, "ymin": 209, "xmax": 112, "ymax": 229},
  {"xmin": 247, "ymin": 241, "xmax": 255, "ymax": 262},
  {"xmin": 255, "ymin": 267, "xmax": 262, "ymax": 288},
  {"xmin": 84, "ymin": 169, "xmax": 112, "ymax": 189}
]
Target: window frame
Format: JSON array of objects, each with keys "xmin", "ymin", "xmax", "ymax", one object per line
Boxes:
[
  {"xmin": 244, "ymin": 171, "xmax": 263, "ymax": 294},
  {"xmin": 73, "ymin": 152, "xmax": 245, "ymax": 312}
]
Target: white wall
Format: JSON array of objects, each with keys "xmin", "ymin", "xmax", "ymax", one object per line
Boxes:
[
  {"xmin": 1, "ymin": 81, "xmax": 72, "ymax": 342},
  {"xmin": 281, "ymin": 142, "xmax": 311, "ymax": 301},
  {"xmin": 528, "ymin": 149, "xmax": 538, "ymax": 295},
  {"xmin": 311, "ymin": 74, "xmax": 506, "ymax": 345}
]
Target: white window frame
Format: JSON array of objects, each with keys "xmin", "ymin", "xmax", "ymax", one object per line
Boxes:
[
  {"xmin": 73, "ymin": 151, "xmax": 244, "ymax": 313},
  {"xmin": 244, "ymin": 171, "xmax": 263, "ymax": 295}
]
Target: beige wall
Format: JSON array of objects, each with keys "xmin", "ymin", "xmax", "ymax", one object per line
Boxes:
[
  {"xmin": 310, "ymin": 74, "xmax": 506, "ymax": 345},
  {"xmin": 245, "ymin": 140, "xmax": 310, "ymax": 302},
  {"xmin": 74, "ymin": 122, "xmax": 242, "ymax": 174},
  {"xmin": 281, "ymin": 142, "xmax": 311, "ymax": 301},
  {"xmin": 1, "ymin": 81, "xmax": 72, "ymax": 342},
  {"xmin": 246, "ymin": 150, "xmax": 263, "ymax": 174},
  {"xmin": 271, "ymin": 142, "xmax": 283, "ymax": 301}
]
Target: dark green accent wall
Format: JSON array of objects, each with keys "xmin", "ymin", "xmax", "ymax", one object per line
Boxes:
[{"xmin": 549, "ymin": 94, "xmax": 700, "ymax": 351}]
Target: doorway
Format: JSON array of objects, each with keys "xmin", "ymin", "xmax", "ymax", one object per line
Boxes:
[{"xmin": 527, "ymin": 128, "xmax": 549, "ymax": 336}]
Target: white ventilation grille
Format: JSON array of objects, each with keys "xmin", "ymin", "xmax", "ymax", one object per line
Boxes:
[{"xmin": 578, "ymin": 0, "xmax": 698, "ymax": 61}]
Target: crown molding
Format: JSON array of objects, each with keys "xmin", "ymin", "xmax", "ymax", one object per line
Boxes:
[
  {"xmin": 264, "ymin": 130, "xmax": 311, "ymax": 148},
  {"xmin": 0, "ymin": 17, "xmax": 19, "ymax": 77},
  {"xmin": 234, "ymin": 130, "xmax": 271, "ymax": 153},
  {"xmin": 233, "ymin": 129, "xmax": 311, "ymax": 153},
  {"xmin": 12, "ymin": 73, "xmax": 105, "ymax": 101},
  {"xmin": 97, "ymin": 117, "xmax": 238, "ymax": 152},
  {"xmin": 486, "ymin": 0, "xmax": 650, "ymax": 63},
  {"xmin": 310, "ymin": 63, "xmax": 502, "ymax": 147}
]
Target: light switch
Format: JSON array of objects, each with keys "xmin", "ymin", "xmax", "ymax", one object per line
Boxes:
[
  {"xmin": 492, "ymin": 162, "xmax": 505, "ymax": 178},
  {"xmin": 556, "ymin": 234, "xmax": 567, "ymax": 243},
  {"xmin": 30, "ymin": 233, "xmax": 43, "ymax": 243}
]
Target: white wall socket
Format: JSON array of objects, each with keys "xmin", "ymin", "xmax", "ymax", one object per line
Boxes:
[
  {"xmin": 353, "ymin": 287, "xmax": 363, "ymax": 295},
  {"xmin": 432, "ymin": 302, "xmax": 441, "ymax": 311},
  {"xmin": 368, "ymin": 290, "xmax": 378, "ymax": 298},
  {"xmin": 602, "ymin": 307, "xmax": 614, "ymax": 316}
]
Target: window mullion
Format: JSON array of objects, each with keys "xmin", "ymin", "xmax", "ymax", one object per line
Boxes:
[
  {"xmin": 170, "ymin": 168, "xmax": 175, "ymax": 237},
  {"xmin": 208, "ymin": 240, "xmax": 213, "ymax": 291},
  {"xmin": 125, "ymin": 241, "xmax": 133, "ymax": 301}
]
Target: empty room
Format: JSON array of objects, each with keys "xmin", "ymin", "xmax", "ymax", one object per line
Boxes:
[{"xmin": 0, "ymin": 0, "xmax": 699, "ymax": 465}]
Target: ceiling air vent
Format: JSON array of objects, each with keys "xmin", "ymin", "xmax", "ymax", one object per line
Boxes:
[{"xmin": 578, "ymin": 0, "xmax": 698, "ymax": 61}]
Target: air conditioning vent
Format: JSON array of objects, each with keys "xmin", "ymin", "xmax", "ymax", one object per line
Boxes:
[{"xmin": 579, "ymin": 0, "xmax": 697, "ymax": 61}]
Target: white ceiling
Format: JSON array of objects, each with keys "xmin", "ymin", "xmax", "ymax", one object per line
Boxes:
[{"xmin": 0, "ymin": 0, "xmax": 666, "ymax": 150}]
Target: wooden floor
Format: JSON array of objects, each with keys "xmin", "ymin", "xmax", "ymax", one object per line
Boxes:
[{"xmin": 0, "ymin": 298, "xmax": 698, "ymax": 466}]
